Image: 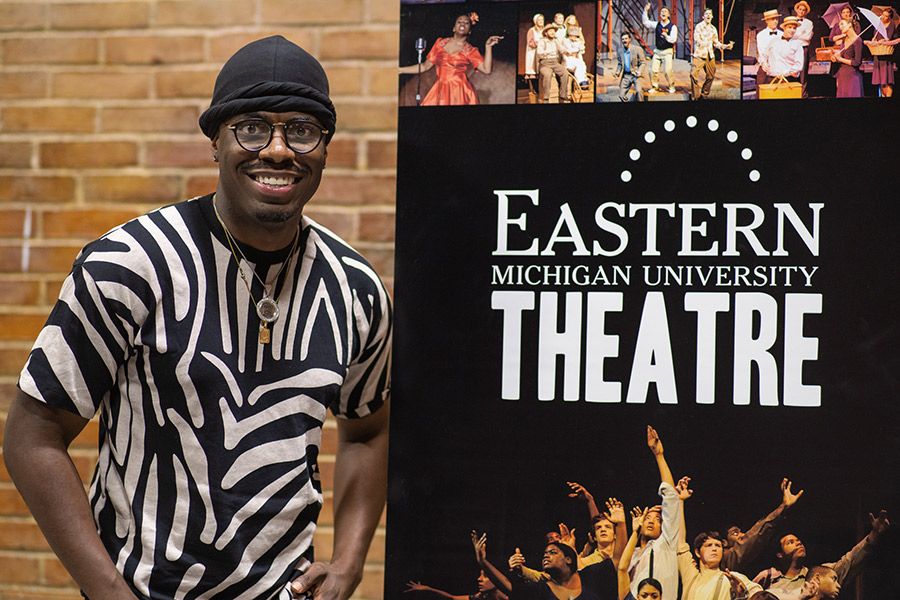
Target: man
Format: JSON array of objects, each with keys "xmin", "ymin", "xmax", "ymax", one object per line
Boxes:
[
  {"xmin": 643, "ymin": 3, "xmax": 679, "ymax": 93},
  {"xmin": 690, "ymin": 8, "xmax": 734, "ymax": 99},
  {"xmin": 753, "ymin": 511, "xmax": 891, "ymax": 597},
  {"xmin": 801, "ymin": 566, "xmax": 840, "ymax": 600},
  {"xmin": 721, "ymin": 478, "xmax": 803, "ymax": 572},
  {"xmin": 3, "ymin": 35, "xmax": 391, "ymax": 600},
  {"xmin": 762, "ymin": 16, "xmax": 804, "ymax": 81},
  {"xmin": 678, "ymin": 532, "xmax": 764, "ymax": 600},
  {"xmin": 616, "ymin": 31, "xmax": 647, "ymax": 101},
  {"xmin": 756, "ymin": 9, "xmax": 783, "ymax": 86},
  {"xmin": 792, "ymin": 1, "xmax": 815, "ymax": 96},
  {"xmin": 627, "ymin": 427, "xmax": 682, "ymax": 600},
  {"xmin": 537, "ymin": 23, "xmax": 571, "ymax": 103}
]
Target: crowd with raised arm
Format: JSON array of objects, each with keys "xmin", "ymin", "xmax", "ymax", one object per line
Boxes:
[{"xmin": 405, "ymin": 426, "xmax": 891, "ymax": 600}]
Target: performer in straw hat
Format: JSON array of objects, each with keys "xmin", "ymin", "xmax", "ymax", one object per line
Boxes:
[
  {"xmin": 757, "ymin": 9, "xmax": 783, "ymax": 86},
  {"xmin": 762, "ymin": 16, "xmax": 805, "ymax": 80}
]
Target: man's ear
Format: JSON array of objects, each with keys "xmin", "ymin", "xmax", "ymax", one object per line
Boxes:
[{"xmin": 211, "ymin": 136, "xmax": 219, "ymax": 162}]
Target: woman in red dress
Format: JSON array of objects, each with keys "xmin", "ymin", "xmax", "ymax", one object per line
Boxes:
[{"xmin": 400, "ymin": 14, "xmax": 503, "ymax": 105}]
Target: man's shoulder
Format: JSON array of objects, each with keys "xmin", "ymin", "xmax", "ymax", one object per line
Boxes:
[{"xmin": 302, "ymin": 216, "xmax": 388, "ymax": 293}]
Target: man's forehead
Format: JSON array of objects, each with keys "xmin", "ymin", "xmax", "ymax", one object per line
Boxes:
[{"xmin": 228, "ymin": 110, "xmax": 322, "ymax": 124}]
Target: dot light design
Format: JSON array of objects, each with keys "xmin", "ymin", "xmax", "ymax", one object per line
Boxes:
[{"xmin": 622, "ymin": 116, "xmax": 759, "ymax": 183}]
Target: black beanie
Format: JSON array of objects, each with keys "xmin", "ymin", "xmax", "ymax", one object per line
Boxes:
[{"xmin": 199, "ymin": 35, "xmax": 336, "ymax": 144}]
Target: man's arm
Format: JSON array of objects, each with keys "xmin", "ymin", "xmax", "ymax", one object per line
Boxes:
[
  {"xmin": 4, "ymin": 390, "xmax": 140, "ymax": 600},
  {"xmin": 826, "ymin": 510, "xmax": 890, "ymax": 585},
  {"xmin": 292, "ymin": 403, "xmax": 390, "ymax": 600},
  {"xmin": 642, "ymin": 3, "xmax": 658, "ymax": 29},
  {"xmin": 647, "ymin": 425, "xmax": 675, "ymax": 487},
  {"xmin": 723, "ymin": 478, "xmax": 803, "ymax": 571}
]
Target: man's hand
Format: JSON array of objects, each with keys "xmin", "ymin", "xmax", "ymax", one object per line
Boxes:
[
  {"xmin": 567, "ymin": 481, "xmax": 593, "ymax": 502},
  {"xmin": 676, "ymin": 476, "xmax": 693, "ymax": 501},
  {"xmin": 559, "ymin": 523, "xmax": 577, "ymax": 549},
  {"xmin": 631, "ymin": 507, "xmax": 649, "ymax": 533},
  {"xmin": 509, "ymin": 547, "xmax": 526, "ymax": 571},
  {"xmin": 606, "ymin": 498, "xmax": 626, "ymax": 524},
  {"xmin": 869, "ymin": 510, "xmax": 890, "ymax": 539},
  {"xmin": 781, "ymin": 478, "xmax": 803, "ymax": 507},
  {"xmin": 472, "ymin": 530, "xmax": 488, "ymax": 564},
  {"xmin": 291, "ymin": 562, "xmax": 360, "ymax": 600},
  {"xmin": 647, "ymin": 425, "xmax": 664, "ymax": 456},
  {"xmin": 723, "ymin": 569, "xmax": 748, "ymax": 599}
]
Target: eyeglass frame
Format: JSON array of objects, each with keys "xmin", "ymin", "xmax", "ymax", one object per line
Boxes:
[{"xmin": 225, "ymin": 118, "xmax": 330, "ymax": 154}]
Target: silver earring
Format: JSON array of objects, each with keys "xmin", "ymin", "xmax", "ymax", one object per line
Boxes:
[{"xmin": 212, "ymin": 156, "xmax": 219, "ymax": 162}]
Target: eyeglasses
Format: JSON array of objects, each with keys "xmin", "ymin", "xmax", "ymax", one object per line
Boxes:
[{"xmin": 226, "ymin": 119, "xmax": 329, "ymax": 154}]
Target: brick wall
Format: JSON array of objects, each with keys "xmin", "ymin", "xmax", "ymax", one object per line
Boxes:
[{"xmin": 0, "ymin": 1, "xmax": 398, "ymax": 598}]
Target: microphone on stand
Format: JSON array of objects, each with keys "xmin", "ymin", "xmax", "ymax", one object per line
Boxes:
[{"xmin": 415, "ymin": 38, "xmax": 427, "ymax": 105}]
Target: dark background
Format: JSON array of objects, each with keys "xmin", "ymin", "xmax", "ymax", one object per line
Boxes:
[{"xmin": 387, "ymin": 100, "xmax": 900, "ymax": 599}]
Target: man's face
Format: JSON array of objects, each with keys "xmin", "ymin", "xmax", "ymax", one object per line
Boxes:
[
  {"xmin": 622, "ymin": 34, "xmax": 632, "ymax": 46},
  {"xmin": 660, "ymin": 8, "xmax": 670, "ymax": 21},
  {"xmin": 213, "ymin": 110, "xmax": 326, "ymax": 232},
  {"xmin": 796, "ymin": 4, "xmax": 808, "ymax": 17},
  {"xmin": 545, "ymin": 531, "xmax": 562, "ymax": 544},
  {"xmin": 542, "ymin": 544, "xmax": 570, "ymax": 572},
  {"xmin": 815, "ymin": 569, "xmax": 841, "ymax": 598},
  {"xmin": 703, "ymin": 10, "xmax": 713, "ymax": 24},
  {"xmin": 642, "ymin": 510, "xmax": 662, "ymax": 539},
  {"xmin": 726, "ymin": 526, "xmax": 745, "ymax": 547},
  {"xmin": 784, "ymin": 24, "xmax": 797, "ymax": 38},
  {"xmin": 767, "ymin": 17, "xmax": 779, "ymax": 29},
  {"xmin": 594, "ymin": 518, "xmax": 615, "ymax": 544},
  {"xmin": 779, "ymin": 534, "xmax": 806, "ymax": 561},
  {"xmin": 696, "ymin": 538, "xmax": 723, "ymax": 569}
]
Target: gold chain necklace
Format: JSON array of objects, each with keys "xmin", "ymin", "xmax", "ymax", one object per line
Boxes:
[{"xmin": 212, "ymin": 194, "xmax": 300, "ymax": 344}]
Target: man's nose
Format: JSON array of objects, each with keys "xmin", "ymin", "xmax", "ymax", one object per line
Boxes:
[{"xmin": 259, "ymin": 126, "xmax": 293, "ymax": 161}]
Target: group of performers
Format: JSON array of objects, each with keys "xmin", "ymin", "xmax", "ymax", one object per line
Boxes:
[
  {"xmin": 524, "ymin": 12, "xmax": 591, "ymax": 104},
  {"xmin": 756, "ymin": 2, "xmax": 899, "ymax": 98},
  {"xmin": 402, "ymin": 427, "xmax": 892, "ymax": 600}
]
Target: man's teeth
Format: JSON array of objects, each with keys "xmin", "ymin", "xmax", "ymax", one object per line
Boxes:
[{"xmin": 254, "ymin": 175, "xmax": 295, "ymax": 186}]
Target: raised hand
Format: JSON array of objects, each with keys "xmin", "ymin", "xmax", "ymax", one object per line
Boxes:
[
  {"xmin": 631, "ymin": 507, "xmax": 649, "ymax": 533},
  {"xmin": 781, "ymin": 478, "xmax": 804, "ymax": 507},
  {"xmin": 486, "ymin": 35, "xmax": 504, "ymax": 47},
  {"xmin": 568, "ymin": 481, "xmax": 593, "ymax": 502},
  {"xmin": 675, "ymin": 476, "xmax": 693, "ymax": 501},
  {"xmin": 472, "ymin": 530, "xmax": 487, "ymax": 564},
  {"xmin": 509, "ymin": 547, "xmax": 526, "ymax": 571},
  {"xmin": 606, "ymin": 498, "xmax": 626, "ymax": 524},
  {"xmin": 723, "ymin": 570, "xmax": 748, "ymax": 598},
  {"xmin": 559, "ymin": 523, "xmax": 577, "ymax": 549},
  {"xmin": 869, "ymin": 510, "xmax": 890, "ymax": 537},
  {"xmin": 647, "ymin": 425, "xmax": 663, "ymax": 456}
]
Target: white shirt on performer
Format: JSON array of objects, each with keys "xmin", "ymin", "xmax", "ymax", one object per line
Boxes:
[
  {"xmin": 763, "ymin": 36, "xmax": 804, "ymax": 77},
  {"xmin": 794, "ymin": 17, "xmax": 814, "ymax": 47}
]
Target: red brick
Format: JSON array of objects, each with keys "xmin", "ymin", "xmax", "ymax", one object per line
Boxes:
[
  {"xmin": 0, "ymin": 210, "xmax": 28, "ymax": 237},
  {"xmin": 157, "ymin": 0, "xmax": 257, "ymax": 26},
  {"xmin": 356, "ymin": 565, "xmax": 385, "ymax": 599},
  {"xmin": 334, "ymin": 100, "xmax": 398, "ymax": 131},
  {"xmin": 304, "ymin": 210, "xmax": 357, "ymax": 241},
  {"xmin": 71, "ymin": 419, "xmax": 100, "ymax": 450},
  {"xmin": 371, "ymin": 0, "xmax": 399, "ymax": 23},
  {"xmin": 313, "ymin": 174, "xmax": 396, "ymax": 206},
  {"xmin": 2, "ymin": 37, "xmax": 99, "ymax": 65},
  {"xmin": 0, "ymin": 176, "xmax": 76, "ymax": 203},
  {"xmin": 106, "ymin": 35, "xmax": 205, "ymax": 65},
  {"xmin": 0, "ymin": 245, "xmax": 82, "ymax": 275},
  {"xmin": 50, "ymin": 2, "xmax": 151, "ymax": 30},
  {"xmin": 0, "ymin": 347, "xmax": 31, "ymax": 379},
  {"xmin": 71, "ymin": 453, "xmax": 98, "ymax": 484},
  {"xmin": 370, "ymin": 65, "xmax": 400, "ymax": 96},
  {"xmin": 145, "ymin": 141, "xmax": 213, "ymax": 168},
  {"xmin": 366, "ymin": 140, "xmax": 397, "ymax": 169},
  {"xmin": 0, "ymin": 2, "xmax": 48, "ymax": 31},
  {"xmin": 322, "ymin": 138, "xmax": 357, "ymax": 169},
  {"xmin": 0, "ymin": 72, "xmax": 49, "ymax": 99},
  {"xmin": 209, "ymin": 31, "xmax": 317, "ymax": 63},
  {"xmin": 83, "ymin": 175, "xmax": 181, "ymax": 204},
  {"xmin": 0, "ymin": 587, "xmax": 82, "ymax": 600},
  {"xmin": 0, "ymin": 519, "xmax": 51, "ymax": 551},
  {"xmin": 40, "ymin": 142, "xmax": 138, "ymax": 169},
  {"xmin": 0, "ymin": 107, "xmax": 97, "ymax": 134},
  {"xmin": 261, "ymin": 0, "xmax": 363, "ymax": 24},
  {"xmin": 0, "ymin": 487, "xmax": 31, "ymax": 518},
  {"xmin": 0, "ymin": 280, "xmax": 41, "ymax": 306},
  {"xmin": 155, "ymin": 69, "xmax": 218, "ymax": 99},
  {"xmin": 0, "ymin": 551, "xmax": 41, "ymax": 583},
  {"xmin": 352, "ymin": 245, "xmax": 393, "ymax": 279},
  {"xmin": 43, "ymin": 209, "xmax": 142, "ymax": 239},
  {"xmin": 326, "ymin": 66, "xmax": 364, "ymax": 96},
  {"xmin": 100, "ymin": 106, "xmax": 200, "ymax": 134},
  {"xmin": 0, "ymin": 315, "xmax": 47, "ymax": 342},
  {"xmin": 357, "ymin": 210, "xmax": 395, "ymax": 243},
  {"xmin": 320, "ymin": 29, "xmax": 399, "ymax": 60},
  {"xmin": 186, "ymin": 175, "xmax": 218, "ymax": 199},
  {"xmin": 52, "ymin": 72, "xmax": 152, "ymax": 100},
  {"xmin": 0, "ymin": 143, "xmax": 33, "ymax": 169}
]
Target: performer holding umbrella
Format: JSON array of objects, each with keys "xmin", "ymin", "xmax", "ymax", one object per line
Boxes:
[{"xmin": 864, "ymin": 6, "xmax": 900, "ymax": 96}]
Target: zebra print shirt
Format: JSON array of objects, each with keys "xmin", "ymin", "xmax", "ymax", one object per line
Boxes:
[{"xmin": 19, "ymin": 194, "xmax": 392, "ymax": 600}]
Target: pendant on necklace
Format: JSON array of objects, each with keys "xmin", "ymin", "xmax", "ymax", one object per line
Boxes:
[
  {"xmin": 256, "ymin": 296, "xmax": 280, "ymax": 324},
  {"xmin": 259, "ymin": 322, "xmax": 271, "ymax": 344}
]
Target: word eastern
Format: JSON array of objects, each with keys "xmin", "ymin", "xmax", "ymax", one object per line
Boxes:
[
  {"xmin": 493, "ymin": 190, "xmax": 823, "ymax": 258},
  {"xmin": 491, "ymin": 264, "xmax": 819, "ymax": 288}
]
